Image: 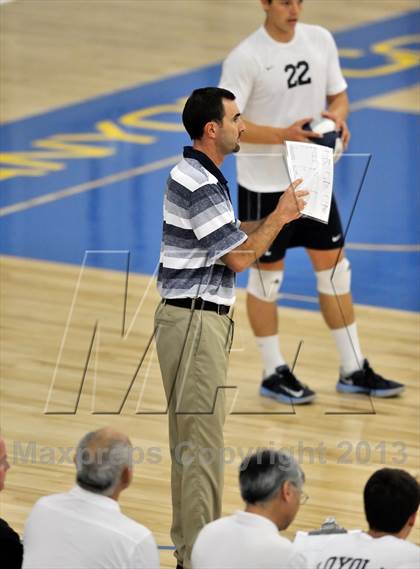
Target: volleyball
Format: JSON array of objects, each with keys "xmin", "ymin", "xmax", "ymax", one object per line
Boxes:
[{"xmin": 303, "ymin": 117, "xmax": 343, "ymax": 162}]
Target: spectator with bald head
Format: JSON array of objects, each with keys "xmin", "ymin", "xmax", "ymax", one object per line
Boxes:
[
  {"xmin": 22, "ymin": 427, "xmax": 159, "ymax": 569},
  {"xmin": 0, "ymin": 436, "xmax": 23, "ymax": 569}
]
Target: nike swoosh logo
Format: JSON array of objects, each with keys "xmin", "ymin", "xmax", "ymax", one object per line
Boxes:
[
  {"xmin": 332, "ymin": 234, "xmax": 342, "ymax": 242},
  {"xmin": 281, "ymin": 385, "xmax": 304, "ymax": 397}
]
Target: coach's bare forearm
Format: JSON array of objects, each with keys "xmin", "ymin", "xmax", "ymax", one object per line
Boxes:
[
  {"xmin": 239, "ymin": 219, "xmax": 266, "ymax": 234},
  {"xmin": 223, "ymin": 212, "xmax": 290, "ymax": 272},
  {"xmin": 223, "ymin": 181, "xmax": 307, "ymax": 272}
]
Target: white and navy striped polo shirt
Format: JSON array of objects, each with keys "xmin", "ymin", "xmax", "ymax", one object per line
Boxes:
[{"xmin": 157, "ymin": 146, "xmax": 247, "ymax": 306}]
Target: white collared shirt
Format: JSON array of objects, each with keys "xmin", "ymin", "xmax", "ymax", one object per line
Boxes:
[
  {"xmin": 22, "ymin": 485, "xmax": 160, "ymax": 569},
  {"xmin": 293, "ymin": 529, "xmax": 420, "ymax": 568},
  {"xmin": 191, "ymin": 511, "xmax": 307, "ymax": 568}
]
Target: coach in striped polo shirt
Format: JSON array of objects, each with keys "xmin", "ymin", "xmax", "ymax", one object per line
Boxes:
[{"xmin": 155, "ymin": 87, "xmax": 307, "ymax": 569}]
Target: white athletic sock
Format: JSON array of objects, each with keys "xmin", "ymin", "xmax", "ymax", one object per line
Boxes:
[
  {"xmin": 332, "ymin": 323, "xmax": 365, "ymax": 376},
  {"xmin": 255, "ymin": 334, "xmax": 287, "ymax": 377}
]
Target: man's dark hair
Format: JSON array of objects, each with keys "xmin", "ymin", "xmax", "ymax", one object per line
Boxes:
[
  {"xmin": 182, "ymin": 87, "xmax": 236, "ymax": 141},
  {"xmin": 239, "ymin": 449, "xmax": 304, "ymax": 505},
  {"xmin": 364, "ymin": 468, "xmax": 420, "ymax": 533}
]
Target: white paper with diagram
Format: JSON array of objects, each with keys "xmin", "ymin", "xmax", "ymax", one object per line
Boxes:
[{"xmin": 285, "ymin": 141, "xmax": 334, "ymax": 224}]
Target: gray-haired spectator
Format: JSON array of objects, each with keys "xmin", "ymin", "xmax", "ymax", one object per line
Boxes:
[
  {"xmin": 22, "ymin": 427, "xmax": 159, "ymax": 569},
  {"xmin": 191, "ymin": 449, "xmax": 307, "ymax": 568},
  {"xmin": 0, "ymin": 437, "xmax": 23, "ymax": 569}
]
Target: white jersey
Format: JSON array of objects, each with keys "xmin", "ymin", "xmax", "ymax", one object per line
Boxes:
[
  {"xmin": 293, "ymin": 529, "xmax": 420, "ymax": 569},
  {"xmin": 191, "ymin": 511, "xmax": 307, "ymax": 569},
  {"xmin": 219, "ymin": 23, "xmax": 347, "ymax": 193}
]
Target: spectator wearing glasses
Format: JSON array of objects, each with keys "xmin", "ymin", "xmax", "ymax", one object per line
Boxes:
[{"xmin": 191, "ymin": 449, "xmax": 307, "ymax": 568}]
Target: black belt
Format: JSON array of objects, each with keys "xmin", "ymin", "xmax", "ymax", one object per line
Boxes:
[{"xmin": 162, "ymin": 297, "xmax": 230, "ymax": 315}]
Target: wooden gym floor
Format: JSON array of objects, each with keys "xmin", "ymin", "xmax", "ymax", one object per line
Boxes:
[{"xmin": 1, "ymin": 2, "xmax": 419, "ymax": 566}]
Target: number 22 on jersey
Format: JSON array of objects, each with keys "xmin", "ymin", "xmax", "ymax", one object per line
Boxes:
[{"xmin": 285, "ymin": 60, "xmax": 312, "ymax": 88}]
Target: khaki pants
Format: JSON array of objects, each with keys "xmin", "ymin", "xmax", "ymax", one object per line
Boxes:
[{"xmin": 154, "ymin": 302, "xmax": 234, "ymax": 568}]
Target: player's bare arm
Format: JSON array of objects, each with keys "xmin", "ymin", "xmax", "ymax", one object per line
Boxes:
[
  {"xmin": 324, "ymin": 90, "xmax": 351, "ymax": 148},
  {"xmin": 240, "ymin": 118, "xmax": 322, "ymax": 145}
]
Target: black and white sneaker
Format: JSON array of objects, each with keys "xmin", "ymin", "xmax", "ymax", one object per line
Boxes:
[
  {"xmin": 260, "ymin": 365, "xmax": 316, "ymax": 405},
  {"xmin": 336, "ymin": 359, "xmax": 405, "ymax": 397}
]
